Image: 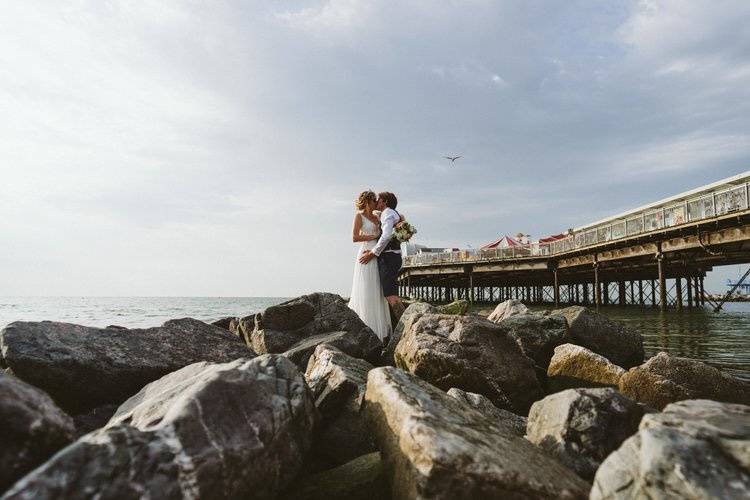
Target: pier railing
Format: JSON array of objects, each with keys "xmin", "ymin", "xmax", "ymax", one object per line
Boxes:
[{"xmin": 403, "ymin": 175, "xmax": 750, "ymax": 267}]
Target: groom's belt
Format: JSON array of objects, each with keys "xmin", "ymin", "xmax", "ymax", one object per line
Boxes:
[{"xmin": 381, "ymin": 249, "xmax": 402, "ymax": 255}]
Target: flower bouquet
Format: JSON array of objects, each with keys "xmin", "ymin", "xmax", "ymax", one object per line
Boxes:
[{"xmin": 394, "ymin": 220, "xmax": 417, "ymax": 242}]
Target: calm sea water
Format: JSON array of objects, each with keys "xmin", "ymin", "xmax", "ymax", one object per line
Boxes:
[{"xmin": 2, "ymin": 297, "xmax": 749, "ymax": 381}]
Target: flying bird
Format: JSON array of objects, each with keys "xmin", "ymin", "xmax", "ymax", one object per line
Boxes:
[{"xmin": 443, "ymin": 155, "xmax": 462, "ymax": 162}]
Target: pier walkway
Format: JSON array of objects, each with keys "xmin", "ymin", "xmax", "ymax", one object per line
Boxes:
[{"xmin": 399, "ymin": 171, "xmax": 750, "ymax": 310}]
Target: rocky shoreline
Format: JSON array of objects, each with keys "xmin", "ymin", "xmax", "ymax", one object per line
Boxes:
[{"xmin": 1, "ymin": 293, "xmax": 749, "ymax": 499}]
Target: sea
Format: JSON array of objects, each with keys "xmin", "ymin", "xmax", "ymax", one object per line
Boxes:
[{"xmin": 1, "ymin": 296, "xmax": 749, "ymax": 381}]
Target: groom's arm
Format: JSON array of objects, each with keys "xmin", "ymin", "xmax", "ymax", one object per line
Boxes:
[{"xmin": 371, "ymin": 211, "xmax": 397, "ymax": 257}]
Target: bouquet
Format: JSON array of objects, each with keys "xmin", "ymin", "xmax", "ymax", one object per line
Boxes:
[{"xmin": 394, "ymin": 220, "xmax": 417, "ymax": 242}]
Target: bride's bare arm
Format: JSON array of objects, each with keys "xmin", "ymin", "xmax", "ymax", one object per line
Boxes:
[{"xmin": 352, "ymin": 213, "xmax": 377, "ymax": 242}]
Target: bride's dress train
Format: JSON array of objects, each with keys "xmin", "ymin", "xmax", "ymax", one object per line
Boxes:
[{"xmin": 348, "ymin": 215, "xmax": 392, "ymax": 341}]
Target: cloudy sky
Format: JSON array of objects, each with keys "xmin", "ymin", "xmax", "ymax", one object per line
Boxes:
[{"xmin": 1, "ymin": 0, "xmax": 749, "ymax": 296}]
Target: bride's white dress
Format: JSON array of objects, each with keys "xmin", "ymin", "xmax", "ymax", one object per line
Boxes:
[{"xmin": 348, "ymin": 214, "xmax": 392, "ymax": 341}]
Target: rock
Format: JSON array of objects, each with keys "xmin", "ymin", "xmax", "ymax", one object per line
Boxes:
[
  {"xmin": 71, "ymin": 404, "xmax": 119, "ymax": 438},
  {"xmin": 547, "ymin": 344, "xmax": 626, "ymax": 392},
  {"xmin": 210, "ymin": 316, "xmax": 236, "ymax": 330},
  {"xmin": 104, "ymin": 325, "xmax": 127, "ymax": 330},
  {"xmin": 487, "ymin": 299, "xmax": 529, "ymax": 322},
  {"xmin": 284, "ymin": 452, "xmax": 387, "ymax": 500},
  {"xmin": 250, "ymin": 293, "xmax": 382, "ymax": 365},
  {"xmin": 527, "ymin": 388, "xmax": 645, "ymax": 480},
  {"xmin": 435, "ymin": 299, "xmax": 469, "ymax": 315},
  {"xmin": 0, "ymin": 373, "xmax": 75, "ymax": 493},
  {"xmin": 2, "ymin": 355, "xmax": 316, "ymax": 500},
  {"xmin": 0, "ymin": 318, "xmax": 254, "ymax": 414},
  {"xmin": 365, "ymin": 367, "xmax": 590, "ymax": 499},
  {"xmin": 382, "ymin": 302, "xmax": 436, "ymax": 366},
  {"xmin": 500, "ymin": 313, "xmax": 567, "ymax": 371},
  {"xmin": 446, "ymin": 388, "xmax": 527, "ymax": 437},
  {"xmin": 591, "ymin": 399, "xmax": 750, "ymax": 499},
  {"xmin": 395, "ymin": 313, "xmax": 543, "ymax": 414},
  {"xmin": 304, "ymin": 344, "xmax": 375, "ymax": 467},
  {"xmin": 284, "ymin": 331, "xmax": 380, "ymax": 370},
  {"xmin": 619, "ymin": 351, "xmax": 750, "ymax": 410},
  {"xmin": 553, "ymin": 306, "xmax": 644, "ymax": 368}
]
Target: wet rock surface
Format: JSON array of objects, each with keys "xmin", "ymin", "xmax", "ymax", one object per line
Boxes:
[
  {"xmin": 435, "ymin": 299, "xmax": 469, "ymax": 315},
  {"xmin": 619, "ymin": 351, "xmax": 750, "ymax": 409},
  {"xmin": 446, "ymin": 388, "xmax": 527, "ymax": 437},
  {"xmin": 305, "ymin": 344, "xmax": 375, "ymax": 468},
  {"xmin": 547, "ymin": 343, "xmax": 626, "ymax": 392},
  {"xmin": 364, "ymin": 366, "xmax": 590, "ymax": 499},
  {"xmin": 591, "ymin": 399, "xmax": 750, "ymax": 499},
  {"xmin": 395, "ymin": 313, "xmax": 543, "ymax": 414},
  {"xmin": 0, "ymin": 318, "xmax": 254, "ymax": 413},
  {"xmin": 527, "ymin": 388, "xmax": 645, "ymax": 480},
  {"xmin": 553, "ymin": 306, "xmax": 644, "ymax": 368},
  {"xmin": 0, "ymin": 374, "xmax": 75, "ymax": 493},
  {"xmin": 250, "ymin": 293, "xmax": 382, "ymax": 365},
  {"xmin": 2, "ymin": 355, "xmax": 316, "ymax": 500},
  {"xmin": 487, "ymin": 299, "xmax": 529, "ymax": 323}
]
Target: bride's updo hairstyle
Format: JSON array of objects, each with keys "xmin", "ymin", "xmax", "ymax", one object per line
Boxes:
[{"xmin": 355, "ymin": 190, "xmax": 377, "ymax": 210}]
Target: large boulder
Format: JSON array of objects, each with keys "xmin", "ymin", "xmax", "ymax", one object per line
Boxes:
[
  {"xmin": 500, "ymin": 313, "xmax": 568, "ymax": 371},
  {"xmin": 395, "ymin": 313, "xmax": 543, "ymax": 414},
  {"xmin": 382, "ymin": 302, "xmax": 436, "ymax": 366},
  {"xmin": 250, "ymin": 293, "xmax": 381, "ymax": 365},
  {"xmin": 591, "ymin": 399, "xmax": 750, "ymax": 499},
  {"xmin": 619, "ymin": 351, "xmax": 750, "ymax": 410},
  {"xmin": 446, "ymin": 388, "xmax": 527, "ymax": 437},
  {"xmin": 284, "ymin": 331, "xmax": 379, "ymax": 370},
  {"xmin": 553, "ymin": 306, "xmax": 644, "ymax": 368},
  {"xmin": 487, "ymin": 299, "xmax": 529, "ymax": 322},
  {"xmin": 365, "ymin": 367, "xmax": 590, "ymax": 499},
  {"xmin": 0, "ymin": 374, "xmax": 75, "ymax": 493},
  {"xmin": 0, "ymin": 318, "xmax": 254, "ymax": 413},
  {"xmin": 304, "ymin": 344, "xmax": 375, "ymax": 468},
  {"xmin": 527, "ymin": 388, "xmax": 645, "ymax": 480},
  {"xmin": 284, "ymin": 452, "xmax": 386, "ymax": 500},
  {"xmin": 2, "ymin": 355, "xmax": 316, "ymax": 500},
  {"xmin": 547, "ymin": 343, "xmax": 626, "ymax": 392}
]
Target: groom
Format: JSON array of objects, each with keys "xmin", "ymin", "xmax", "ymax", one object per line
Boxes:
[{"xmin": 359, "ymin": 192, "xmax": 404, "ymax": 317}]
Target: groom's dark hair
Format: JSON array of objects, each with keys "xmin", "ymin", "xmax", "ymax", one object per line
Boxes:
[{"xmin": 378, "ymin": 192, "xmax": 397, "ymax": 209}]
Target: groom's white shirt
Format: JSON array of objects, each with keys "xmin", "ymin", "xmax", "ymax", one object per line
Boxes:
[{"xmin": 371, "ymin": 207, "xmax": 400, "ymax": 256}]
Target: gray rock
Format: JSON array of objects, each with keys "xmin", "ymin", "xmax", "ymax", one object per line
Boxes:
[
  {"xmin": 487, "ymin": 299, "xmax": 529, "ymax": 322},
  {"xmin": 553, "ymin": 306, "xmax": 644, "ymax": 368},
  {"xmin": 251, "ymin": 293, "xmax": 382, "ymax": 365},
  {"xmin": 2, "ymin": 355, "xmax": 316, "ymax": 500},
  {"xmin": 619, "ymin": 351, "xmax": 750, "ymax": 410},
  {"xmin": 365, "ymin": 367, "xmax": 590, "ymax": 499},
  {"xmin": 591, "ymin": 399, "xmax": 750, "ymax": 499},
  {"xmin": 395, "ymin": 313, "xmax": 543, "ymax": 414},
  {"xmin": 71, "ymin": 404, "xmax": 119, "ymax": 438},
  {"xmin": 210, "ymin": 316, "xmax": 235, "ymax": 330},
  {"xmin": 382, "ymin": 302, "xmax": 436, "ymax": 366},
  {"xmin": 304, "ymin": 344, "xmax": 375, "ymax": 467},
  {"xmin": 527, "ymin": 388, "xmax": 645, "ymax": 480},
  {"xmin": 500, "ymin": 313, "xmax": 568, "ymax": 371},
  {"xmin": 284, "ymin": 331, "xmax": 380, "ymax": 370},
  {"xmin": 284, "ymin": 452, "xmax": 387, "ymax": 500},
  {"xmin": 0, "ymin": 318, "xmax": 254, "ymax": 413},
  {"xmin": 446, "ymin": 388, "xmax": 527, "ymax": 437},
  {"xmin": 547, "ymin": 343, "xmax": 626, "ymax": 392},
  {"xmin": 0, "ymin": 374, "xmax": 75, "ymax": 493}
]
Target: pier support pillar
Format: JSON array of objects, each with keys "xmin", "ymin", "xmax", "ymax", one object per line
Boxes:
[
  {"xmin": 554, "ymin": 268, "xmax": 560, "ymax": 307},
  {"xmin": 469, "ymin": 271, "xmax": 474, "ymax": 304},
  {"xmin": 657, "ymin": 252, "xmax": 667, "ymax": 311},
  {"xmin": 618, "ymin": 281, "xmax": 626, "ymax": 306},
  {"xmin": 686, "ymin": 276, "xmax": 693, "ymax": 308},
  {"xmin": 593, "ymin": 263, "xmax": 601, "ymax": 308},
  {"xmin": 638, "ymin": 280, "xmax": 644, "ymax": 306},
  {"xmin": 651, "ymin": 280, "xmax": 657, "ymax": 307},
  {"xmin": 676, "ymin": 277, "xmax": 683, "ymax": 310}
]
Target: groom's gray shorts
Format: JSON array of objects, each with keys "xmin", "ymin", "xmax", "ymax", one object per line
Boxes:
[{"xmin": 378, "ymin": 252, "xmax": 402, "ymax": 297}]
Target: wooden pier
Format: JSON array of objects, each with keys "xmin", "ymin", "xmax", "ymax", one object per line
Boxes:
[{"xmin": 399, "ymin": 172, "xmax": 750, "ymax": 310}]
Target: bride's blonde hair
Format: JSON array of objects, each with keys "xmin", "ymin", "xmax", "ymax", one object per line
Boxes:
[{"xmin": 355, "ymin": 190, "xmax": 377, "ymax": 210}]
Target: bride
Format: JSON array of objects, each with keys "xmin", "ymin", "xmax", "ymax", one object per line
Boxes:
[{"xmin": 348, "ymin": 190, "xmax": 392, "ymax": 342}]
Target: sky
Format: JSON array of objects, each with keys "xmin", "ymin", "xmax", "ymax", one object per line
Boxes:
[{"xmin": 1, "ymin": 0, "xmax": 749, "ymax": 296}]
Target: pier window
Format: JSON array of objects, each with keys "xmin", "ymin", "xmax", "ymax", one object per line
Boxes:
[
  {"xmin": 626, "ymin": 217, "xmax": 644, "ymax": 236},
  {"xmin": 664, "ymin": 205, "xmax": 685, "ymax": 227},
  {"xmin": 597, "ymin": 226, "xmax": 611, "ymax": 242},
  {"xmin": 715, "ymin": 186, "xmax": 747, "ymax": 215},
  {"xmin": 584, "ymin": 229, "xmax": 597, "ymax": 245},
  {"xmin": 644, "ymin": 211, "xmax": 663, "ymax": 231},
  {"xmin": 687, "ymin": 196, "xmax": 714, "ymax": 221},
  {"xmin": 611, "ymin": 221, "xmax": 626, "ymax": 239}
]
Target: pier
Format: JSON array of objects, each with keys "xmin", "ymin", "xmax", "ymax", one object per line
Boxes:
[{"xmin": 399, "ymin": 171, "xmax": 750, "ymax": 310}]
